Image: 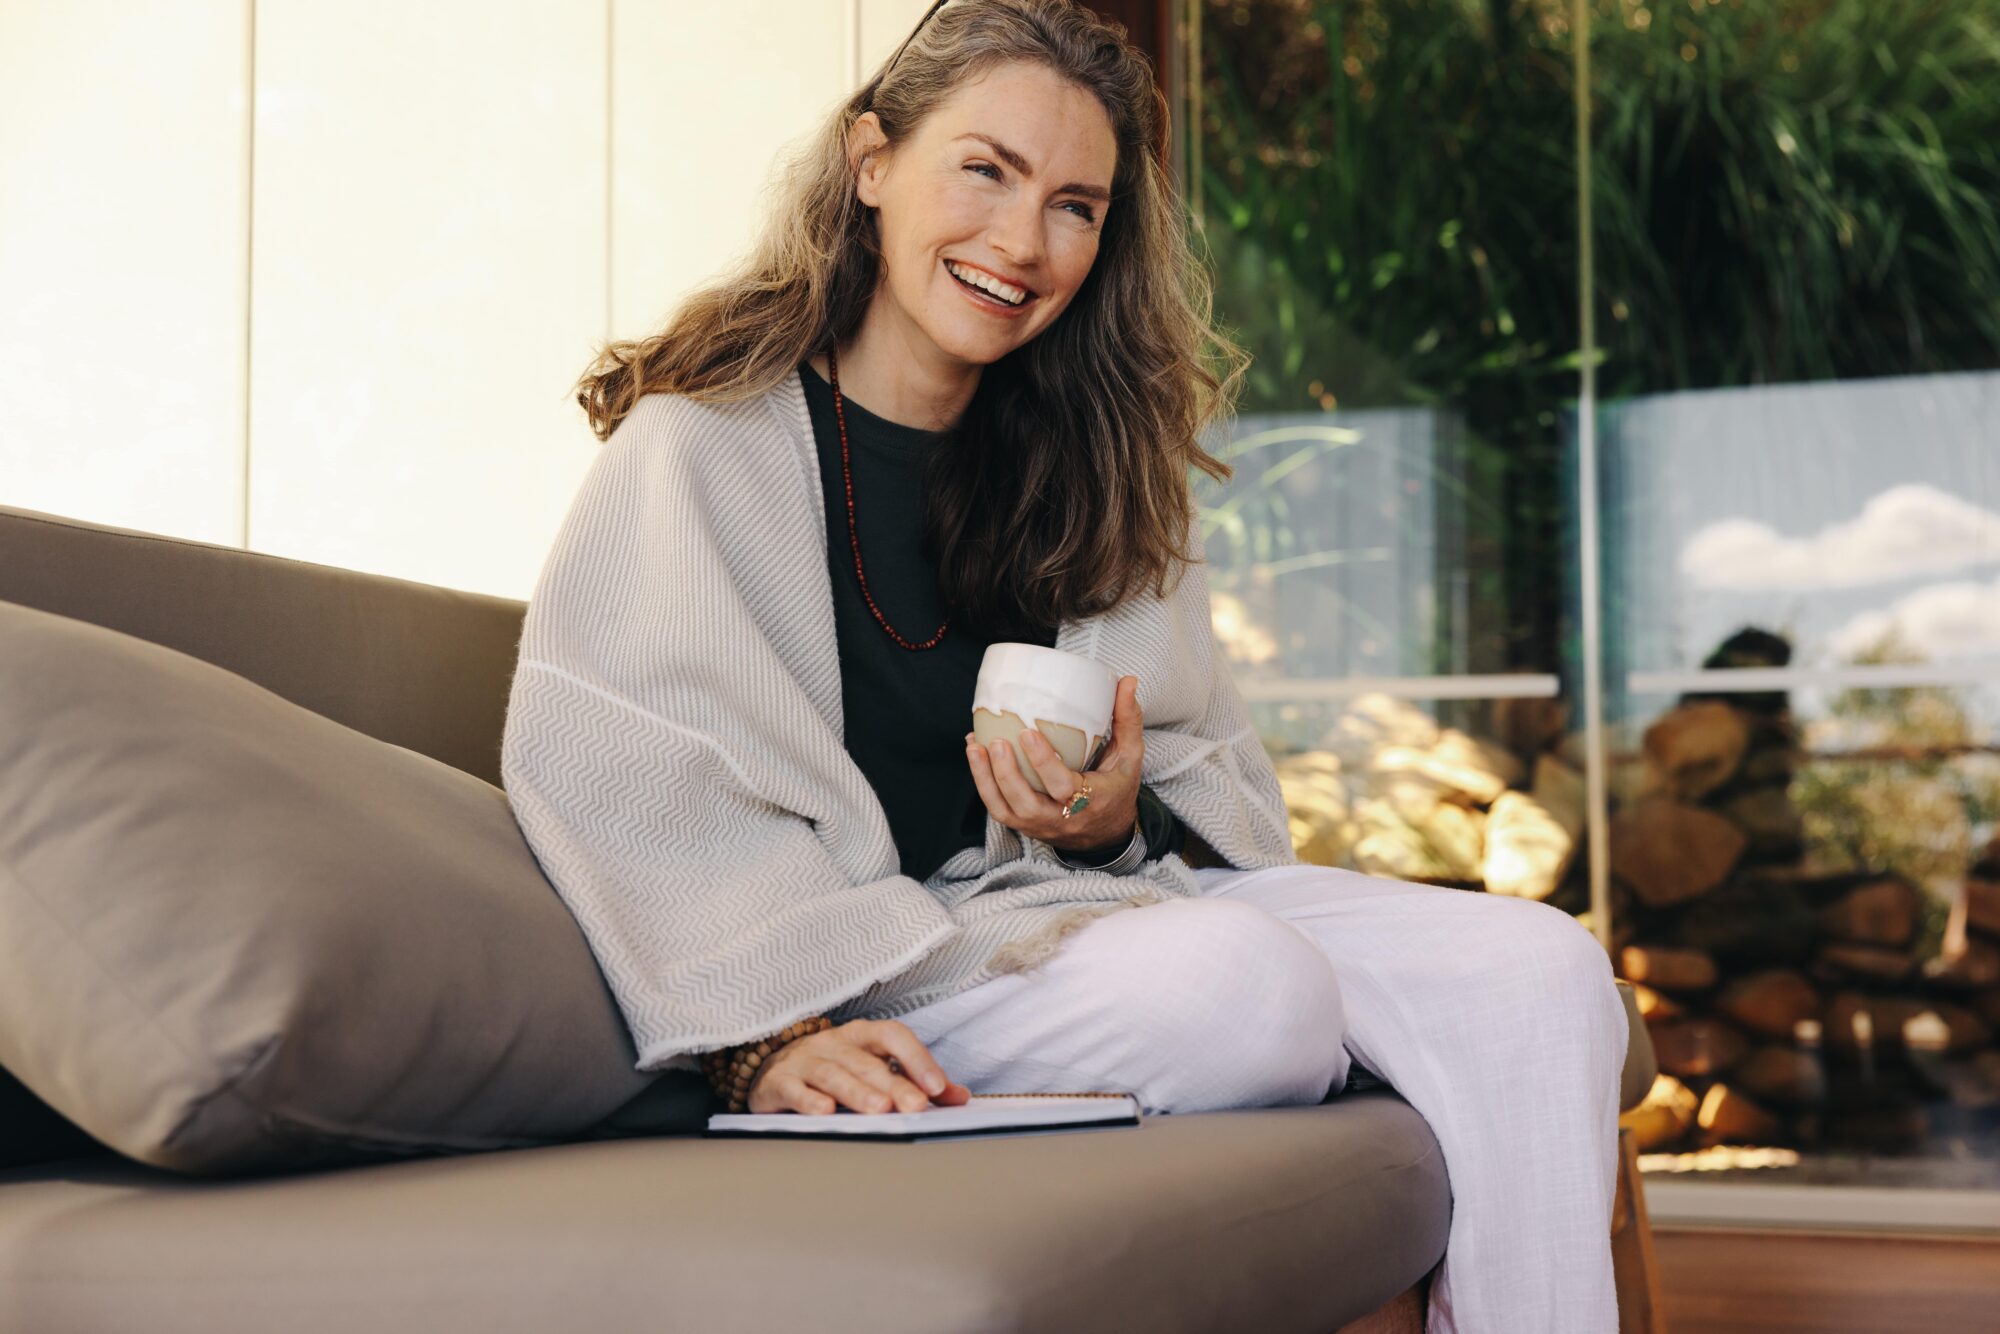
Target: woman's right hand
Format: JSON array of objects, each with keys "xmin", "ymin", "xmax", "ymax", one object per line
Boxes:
[{"xmin": 745, "ymin": 1019, "xmax": 972, "ymax": 1115}]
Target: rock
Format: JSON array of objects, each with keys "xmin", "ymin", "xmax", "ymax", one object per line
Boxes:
[
  {"xmin": 1324, "ymin": 692, "xmax": 1437, "ymax": 767},
  {"xmin": 1370, "ymin": 726, "xmax": 1522, "ymax": 806},
  {"xmin": 1619, "ymin": 1073, "xmax": 1698, "ymax": 1152},
  {"xmin": 1813, "ymin": 943, "xmax": 1917, "ymax": 983},
  {"xmin": 1482, "ymin": 791, "xmax": 1575, "ymax": 900},
  {"xmin": 1643, "ymin": 701, "xmax": 1749, "ymax": 800},
  {"xmin": 1732, "ymin": 1044, "xmax": 1828, "ymax": 1107},
  {"xmin": 1440, "ymin": 725, "xmax": 1526, "ymax": 792},
  {"xmin": 1716, "ymin": 969, "xmax": 1821, "ymax": 1039},
  {"xmin": 1696, "ymin": 1082, "xmax": 1782, "ymax": 1146},
  {"xmin": 1368, "ymin": 769, "xmax": 1454, "ymax": 824},
  {"xmin": 1923, "ymin": 937, "xmax": 2000, "ymax": 990},
  {"xmin": 1610, "ymin": 797, "xmax": 1747, "ymax": 907},
  {"xmin": 1276, "ymin": 751, "xmax": 1357, "ymax": 867},
  {"xmin": 1619, "ymin": 944, "xmax": 1719, "ymax": 992},
  {"xmin": 1531, "ymin": 754, "xmax": 1587, "ymax": 839},
  {"xmin": 1720, "ymin": 785, "xmax": 1805, "ymax": 861},
  {"xmin": 1649, "ymin": 1016, "xmax": 1750, "ymax": 1079},
  {"xmin": 1422, "ymin": 801, "xmax": 1487, "ymax": 882},
  {"xmin": 1349, "ymin": 824, "xmax": 1451, "ymax": 882},
  {"xmin": 1818, "ymin": 878, "xmax": 1919, "ymax": 947}
]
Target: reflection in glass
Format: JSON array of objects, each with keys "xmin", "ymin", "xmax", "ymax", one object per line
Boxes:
[
  {"xmin": 1190, "ymin": 2, "xmax": 1589, "ymax": 912},
  {"xmin": 1587, "ymin": 0, "xmax": 2000, "ymax": 1188}
]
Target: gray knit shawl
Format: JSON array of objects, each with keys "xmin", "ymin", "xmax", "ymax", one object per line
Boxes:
[{"xmin": 500, "ymin": 369, "xmax": 1299, "ymax": 1072}]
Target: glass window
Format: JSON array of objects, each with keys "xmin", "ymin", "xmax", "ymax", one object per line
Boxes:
[{"xmin": 1184, "ymin": 0, "xmax": 2000, "ymax": 1213}]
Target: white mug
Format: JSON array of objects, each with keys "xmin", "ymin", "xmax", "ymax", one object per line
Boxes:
[{"xmin": 971, "ymin": 642, "xmax": 1119, "ymax": 795}]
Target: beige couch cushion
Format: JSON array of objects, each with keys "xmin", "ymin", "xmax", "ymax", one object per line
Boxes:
[
  {"xmin": 0, "ymin": 1091, "xmax": 1448, "ymax": 1333},
  {"xmin": 0, "ymin": 599, "xmax": 663, "ymax": 1176}
]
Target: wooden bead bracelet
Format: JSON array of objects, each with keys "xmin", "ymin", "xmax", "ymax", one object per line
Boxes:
[{"xmin": 700, "ymin": 1015, "xmax": 833, "ymax": 1112}]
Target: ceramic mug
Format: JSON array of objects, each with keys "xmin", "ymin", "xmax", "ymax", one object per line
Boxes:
[{"xmin": 971, "ymin": 642, "xmax": 1119, "ymax": 796}]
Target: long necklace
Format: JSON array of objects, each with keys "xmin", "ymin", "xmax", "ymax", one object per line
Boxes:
[{"xmin": 828, "ymin": 341, "xmax": 952, "ymax": 651}]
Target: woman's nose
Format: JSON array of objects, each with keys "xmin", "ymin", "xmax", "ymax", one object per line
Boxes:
[{"xmin": 985, "ymin": 197, "xmax": 1047, "ymax": 270}]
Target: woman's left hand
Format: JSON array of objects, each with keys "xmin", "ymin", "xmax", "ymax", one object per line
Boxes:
[{"xmin": 965, "ymin": 674, "xmax": 1144, "ymax": 855}]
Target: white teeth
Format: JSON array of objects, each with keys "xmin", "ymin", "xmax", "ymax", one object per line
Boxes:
[{"xmin": 947, "ymin": 260, "xmax": 1028, "ymax": 305}]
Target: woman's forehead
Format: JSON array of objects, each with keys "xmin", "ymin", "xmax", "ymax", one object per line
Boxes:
[{"xmin": 922, "ymin": 66, "xmax": 1116, "ymax": 182}]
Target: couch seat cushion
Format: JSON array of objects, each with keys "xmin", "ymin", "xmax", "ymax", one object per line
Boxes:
[{"xmin": 0, "ymin": 1091, "xmax": 1447, "ymax": 1334}]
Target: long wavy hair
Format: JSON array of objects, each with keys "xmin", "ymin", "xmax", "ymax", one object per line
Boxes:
[{"xmin": 573, "ymin": 0, "xmax": 1249, "ymax": 639}]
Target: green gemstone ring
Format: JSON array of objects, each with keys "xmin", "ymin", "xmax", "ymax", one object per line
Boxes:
[{"xmin": 1061, "ymin": 782, "xmax": 1093, "ymax": 819}]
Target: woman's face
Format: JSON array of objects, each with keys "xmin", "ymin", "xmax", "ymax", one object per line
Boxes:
[{"xmin": 852, "ymin": 60, "xmax": 1117, "ymax": 367}]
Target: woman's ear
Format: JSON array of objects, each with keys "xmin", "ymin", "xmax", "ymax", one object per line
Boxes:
[{"xmin": 846, "ymin": 112, "xmax": 892, "ymax": 207}]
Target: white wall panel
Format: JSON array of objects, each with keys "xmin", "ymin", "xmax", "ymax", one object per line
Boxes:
[
  {"xmin": 249, "ymin": 0, "xmax": 606, "ymax": 598},
  {"xmin": 0, "ymin": 0, "xmax": 248, "ymax": 543},
  {"xmin": 861, "ymin": 0, "xmax": 939, "ymax": 74},
  {"xmin": 608, "ymin": 1, "xmax": 849, "ymax": 342}
]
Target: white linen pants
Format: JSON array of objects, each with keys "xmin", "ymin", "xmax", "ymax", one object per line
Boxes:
[{"xmin": 893, "ymin": 862, "xmax": 1629, "ymax": 1334}]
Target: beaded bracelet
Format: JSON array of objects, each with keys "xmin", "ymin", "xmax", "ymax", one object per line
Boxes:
[{"xmin": 699, "ymin": 1015, "xmax": 833, "ymax": 1112}]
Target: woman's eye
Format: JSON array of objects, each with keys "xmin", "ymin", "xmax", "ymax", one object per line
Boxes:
[{"xmin": 965, "ymin": 162, "xmax": 1095, "ymax": 223}]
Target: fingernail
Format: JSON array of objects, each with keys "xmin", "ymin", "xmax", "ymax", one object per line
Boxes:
[{"xmin": 922, "ymin": 1072, "xmax": 945, "ymax": 1094}]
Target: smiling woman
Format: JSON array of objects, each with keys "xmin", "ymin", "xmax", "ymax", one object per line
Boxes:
[
  {"xmin": 573, "ymin": 0, "xmax": 1235, "ymax": 642},
  {"xmin": 505, "ymin": 7, "xmax": 1635, "ymax": 1332}
]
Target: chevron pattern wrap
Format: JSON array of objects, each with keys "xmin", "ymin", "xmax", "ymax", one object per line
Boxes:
[{"xmin": 500, "ymin": 369, "xmax": 1300, "ymax": 1073}]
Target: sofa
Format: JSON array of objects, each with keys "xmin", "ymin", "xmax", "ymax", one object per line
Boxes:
[{"xmin": 0, "ymin": 501, "xmax": 1660, "ymax": 1333}]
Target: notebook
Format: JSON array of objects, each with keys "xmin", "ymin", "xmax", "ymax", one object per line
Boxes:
[{"xmin": 704, "ymin": 1092, "xmax": 1143, "ymax": 1142}]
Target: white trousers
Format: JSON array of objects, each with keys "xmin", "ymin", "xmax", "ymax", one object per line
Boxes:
[{"xmin": 894, "ymin": 862, "xmax": 1629, "ymax": 1334}]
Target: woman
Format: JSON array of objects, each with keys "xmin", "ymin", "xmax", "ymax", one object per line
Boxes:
[{"xmin": 500, "ymin": 2, "xmax": 1627, "ymax": 1329}]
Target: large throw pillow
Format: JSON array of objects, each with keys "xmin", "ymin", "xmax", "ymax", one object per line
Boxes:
[{"xmin": 0, "ymin": 598, "xmax": 676, "ymax": 1176}]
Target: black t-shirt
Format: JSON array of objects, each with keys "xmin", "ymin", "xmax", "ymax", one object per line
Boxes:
[{"xmin": 799, "ymin": 360, "xmax": 1184, "ymax": 882}]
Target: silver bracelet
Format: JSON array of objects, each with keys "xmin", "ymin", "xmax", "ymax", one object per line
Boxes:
[{"xmin": 1054, "ymin": 822, "xmax": 1148, "ymax": 876}]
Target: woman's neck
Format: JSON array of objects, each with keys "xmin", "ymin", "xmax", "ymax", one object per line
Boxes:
[{"xmin": 809, "ymin": 315, "xmax": 981, "ymax": 433}]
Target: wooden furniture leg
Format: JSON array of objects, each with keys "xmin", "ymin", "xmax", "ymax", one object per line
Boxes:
[{"xmin": 1611, "ymin": 1125, "xmax": 1668, "ymax": 1333}]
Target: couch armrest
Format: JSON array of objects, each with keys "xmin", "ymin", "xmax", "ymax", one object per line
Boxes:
[{"xmin": 1615, "ymin": 979, "xmax": 1658, "ymax": 1112}]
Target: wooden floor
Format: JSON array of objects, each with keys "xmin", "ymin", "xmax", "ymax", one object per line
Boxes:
[{"xmin": 1654, "ymin": 1227, "xmax": 2000, "ymax": 1333}]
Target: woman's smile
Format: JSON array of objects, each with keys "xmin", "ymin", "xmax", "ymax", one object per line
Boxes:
[{"xmin": 943, "ymin": 257, "xmax": 1040, "ymax": 317}]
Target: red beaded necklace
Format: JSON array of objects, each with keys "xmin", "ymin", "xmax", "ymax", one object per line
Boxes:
[{"xmin": 827, "ymin": 340, "xmax": 951, "ymax": 651}]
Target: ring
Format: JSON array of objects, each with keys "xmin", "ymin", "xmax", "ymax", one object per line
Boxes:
[{"xmin": 1061, "ymin": 779, "xmax": 1093, "ymax": 819}]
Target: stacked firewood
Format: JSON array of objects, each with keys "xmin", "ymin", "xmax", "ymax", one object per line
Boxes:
[
  {"xmin": 1612, "ymin": 630, "xmax": 2000, "ymax": 1153},
  {"xmin": 1269, "ymin": 661, "xmax": 2000, "ymax": 1156}
]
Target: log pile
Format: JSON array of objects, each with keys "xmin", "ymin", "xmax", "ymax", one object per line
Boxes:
[
  {"xmin": 1270, "ymin": 633, "xmax": 2000, "ymax": 1158},
  {"xmin": 1610, "ymin": 629, "xmax": 2000, "ymax": 1154}
]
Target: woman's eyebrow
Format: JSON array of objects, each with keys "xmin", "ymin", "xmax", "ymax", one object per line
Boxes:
[{"xmin": 952, "ymin": 133, "xmax": 1111, "ymax": 202}]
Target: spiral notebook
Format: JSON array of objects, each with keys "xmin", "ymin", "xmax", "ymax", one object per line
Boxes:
[{"xmin": 704, "ymin": 1092, "xmax": 1143, "ymax": 1142}]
